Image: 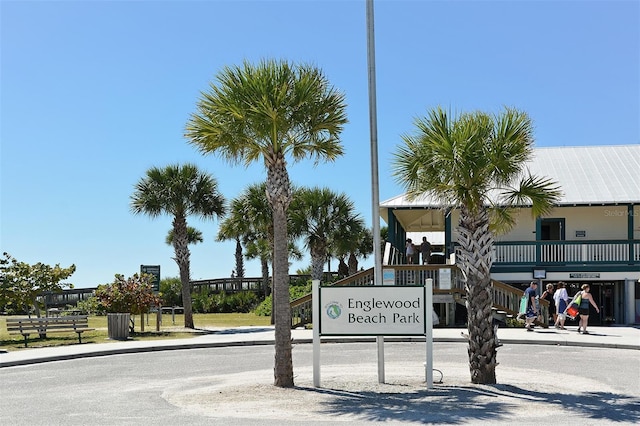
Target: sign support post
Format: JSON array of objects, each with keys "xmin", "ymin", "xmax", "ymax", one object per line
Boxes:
[
  {"xmin": 313, "ymin": 279, "xmax": 321, "ymax": 387},
  {"xmin": 425, "ymin": 278, "xmax": 433, "ymax": 389}
]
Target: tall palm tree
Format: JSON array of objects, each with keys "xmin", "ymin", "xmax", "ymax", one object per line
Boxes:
[
  {"xmin": 185, "ymin": 59, "xmax": 347, "ymax": 387},
  {"xmin": 392, "ymin": 107, "xmax": 561, "ymax": 384},
  {"xmin": 130, "ymin": 164, "xmax": 226, "ymax": 329},
  {"xmin": 290, "ymin": 187, "xmax": 365, "ymax": 282}
]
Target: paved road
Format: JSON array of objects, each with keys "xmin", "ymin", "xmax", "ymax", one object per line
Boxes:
[{"xmin": 2, "ymin": 341, "xmax": 639, "ymax": 425}]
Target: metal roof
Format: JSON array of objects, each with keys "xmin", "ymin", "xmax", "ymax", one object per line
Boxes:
[{"xmin": 381, "ymin": 145, "xmax": 640, "ymax": 210}]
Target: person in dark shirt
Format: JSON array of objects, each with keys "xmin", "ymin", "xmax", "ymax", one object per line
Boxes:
[
  {"xmin": 541, "ymin": 283, "xmax": 556, "ymax": 325},
  {"xmin": 523, "ymin": 281, "xmax": 539, "ymax": 331},
  {"xmin": 420, "ymin": 236, "xmax": 432, "ymax": 264}
]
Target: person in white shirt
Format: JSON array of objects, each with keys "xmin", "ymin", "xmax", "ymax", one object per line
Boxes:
[{"xmin": 553, "ymin": 281, "xmax": 569, "ymax": 330}]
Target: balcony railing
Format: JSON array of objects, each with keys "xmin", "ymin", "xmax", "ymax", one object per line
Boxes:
[{"xmin": 492, "ymin": 240, "xmax": 639, "ymax": 265}]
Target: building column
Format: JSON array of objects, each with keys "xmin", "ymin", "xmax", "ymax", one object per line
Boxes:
[{"xmin": 625, "ymin": 278, "xmax": 637, "ymax": 325}]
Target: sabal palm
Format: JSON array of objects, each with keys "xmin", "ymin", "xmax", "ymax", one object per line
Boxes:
[
  {"xmin": 185, "ymin": 59, "xmax": 347, "ymax": 387},
  {"xmin": 165, "ymin": 226, "xmax": 204, "ymax": 246},
  {"xmin": 218, "ymin": 183, "xmax": 274, "ymax": 295},
  {"xmin": 290, "ymin": 187, "xmax": 365, "ymax": 282},
  {"xmin": 330, "ymin": 219, "xmax": 373, "ymax": 276},
  {"xmin": 130, "ymin": 164, "xmax": 226, "ymax": 329},
  {"xmin": 347, "ymin": 226, "xmax": 373, "ymax": 275},
  {"xmin": 392, "ymin": 107, "xmax": 561, "ymax": 384}
]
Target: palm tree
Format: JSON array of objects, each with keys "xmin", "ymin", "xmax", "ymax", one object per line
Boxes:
[
  {"xmin": 185, "ymin": 59, "xmax": 347, "ymax": 387},
  {"xmin": 219, "ymin": 183, "xmax": 304, "ymax": 298},
  {"xmin": 392, "ymin": 107, "xmax": 561, "ymax": 384},
  {"xmin": 290, "ymin": 187, "xmax": 365, "ymax": 282},
  {"xmin": 218, "ymin": 183, "xmax": 274, "ymax": 296},
  {"xmin": 329, "ymin": 214, "xmax": 373, "ymax": 277},
  {"xmin": 130, "ymin": 164, "xmax": 226, "ymax": 329},
  {"xmin": 165, "ymin": 226, "xmax": 204, "ymax": 246},
  {"xmin": 347, "ymin": 226, "xmax": 374, "ymax": 275}
]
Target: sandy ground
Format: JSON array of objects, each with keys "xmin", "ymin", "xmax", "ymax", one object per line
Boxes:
[{"xmin": 161, "ymin": 361, "xmax": 631, "ymax": 425}]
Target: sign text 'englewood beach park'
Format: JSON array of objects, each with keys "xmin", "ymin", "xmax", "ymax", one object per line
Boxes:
[{"xmin": 319, "ymin": 286, "xmax": 426, "ymax": 335}]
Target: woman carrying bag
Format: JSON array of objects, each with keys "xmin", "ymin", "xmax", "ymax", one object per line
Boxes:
[
  {"xmin": 553, "ymin": 282, "xmax": 569, "ymax": 329},
  {"xmin": 572, "ymin": 284, "xmax": 600, "ymax": 334}
]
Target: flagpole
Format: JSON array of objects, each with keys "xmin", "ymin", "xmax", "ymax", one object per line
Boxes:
[{"xmin": 366, "ymin": 0, "xmax": 385, "ymax": 384}]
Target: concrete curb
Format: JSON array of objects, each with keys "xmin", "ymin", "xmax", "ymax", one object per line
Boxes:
[{"xmin": 2, "ymin": 329, "xmax": 638, "ymax": 368}]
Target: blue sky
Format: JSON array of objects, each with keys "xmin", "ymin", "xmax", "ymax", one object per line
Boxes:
[{"xmin": 1, "ymin": 0, "xmax": 638, "ymax": 288}]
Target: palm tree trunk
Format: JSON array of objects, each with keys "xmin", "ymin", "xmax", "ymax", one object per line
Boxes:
[
  {"xmin": 310, "ymin": 244, "xmax": 325, "ymax": 282},
  {"xmin": 267, "ymin": 157, "xmax": 294, "ymax": 388},
  {"xmin": 261, "ymin": 257, "xmax": 270, "ymax": 297},
  {"xmin": 348, "ymin": 252, "xmax": 358, "ymax": 276},
  {"xmin": 234, "ymin": 237, "xmax": 245, "ymax": 277},
  {"xmin": 457, "ymin": 206, "xmax": 497, "ymax": 384},
  {"xmin": 173, "ymin": 215, "xmax": 195, "ymax": 329}
]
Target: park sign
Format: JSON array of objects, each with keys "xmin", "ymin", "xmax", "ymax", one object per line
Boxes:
[
  {"xmin": 140, "ymin": 265, "xmax": 160, "ymax": 292},
  {"xmin": 312, "ymin": 279, "xmax": 435, "ymax": 389},
  {"xmin": 319, "ymin": 285, "xmax": 426, "ymax": 336}
]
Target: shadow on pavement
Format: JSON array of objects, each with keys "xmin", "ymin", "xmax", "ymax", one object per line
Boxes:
[{"xmin": 295, "ymin": 384, "xmax": 640, "ymax": 424}]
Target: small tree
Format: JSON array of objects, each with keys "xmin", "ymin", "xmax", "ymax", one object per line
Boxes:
[
  {"xmin": 0, "ymin": 252, "xmax": 75, "ymax": 317},
  {"xmin": 95, "ymin": 273, "xmax": 161, "ymax": 332}
]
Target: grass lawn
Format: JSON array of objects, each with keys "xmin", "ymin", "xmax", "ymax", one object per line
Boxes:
[{"xmin": 0, "ymin": 313, "xmax": 272, "ymax": 352}]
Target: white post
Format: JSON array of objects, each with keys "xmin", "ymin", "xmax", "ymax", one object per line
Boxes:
[
  {"xmin": 425, "ymin": 278, "xmax": 433, "ymax": 389},
  {"xmin": 625, "ymin": 279, "xmax": 636, "ymax": 325},
  {"xmin": 312, "ymin": 279, "xmax": 321, "ymax": 387}
]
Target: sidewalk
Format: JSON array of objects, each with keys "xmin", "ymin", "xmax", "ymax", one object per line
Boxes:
[{"xmin": 2, "ymin": 325, "xmax": 638, "ymax": 368}]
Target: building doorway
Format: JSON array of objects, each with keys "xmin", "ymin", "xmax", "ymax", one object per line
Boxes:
[
  {"xmin": 540, "ymin": 218, "xmax": 565, "ymax": 241},
  {"xmin": 539, "ymin": 218, "xmax": 565, "ymax": 262}
]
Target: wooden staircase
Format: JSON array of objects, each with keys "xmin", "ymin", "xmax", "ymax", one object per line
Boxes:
[{"xmin": 290, "ymin": 265, "xmax": 549, "ymax": 329}]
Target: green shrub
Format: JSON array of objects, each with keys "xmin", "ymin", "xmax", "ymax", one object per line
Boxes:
[
  {"xmin": 192, "ymin": 290, "xmax": 259, "ymax": 314},
  {"xmin": 255, "ymin": 278, "xmax": 314, "ymax": 317},
  {"xmin": 254, "ymin": 295, "xmax": 272, "ymax": 317},
  {"xmin": 159, "ymin": 277, "xmax": 182, "ymax": 306},
  {"xmin": 75, "ymin": 297, "xmax": 105, "ymax": 315},
  {"xmin": 229, "ymin": 291, "xmax": 259, "ymax": 313},
  {"xmin": 192, "ymin": 288, "xmax": 213, "ymax": 313}
]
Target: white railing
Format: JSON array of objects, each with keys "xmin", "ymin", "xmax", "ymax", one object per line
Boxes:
[
  {"xmin": 493, "ymin": 245, "xmax": 536, "ymax": 263},
  {"xmin": 492, "ymin": 241, "xmax": 636, "ymax": 264}
]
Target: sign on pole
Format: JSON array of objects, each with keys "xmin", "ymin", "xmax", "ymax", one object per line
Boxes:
[
  {"xmin": 140, "ymin": 265, "xmax": 160, "ymax": 292},
  {"xmin": 319, "ymin": 285, "xmax": 426, "ymax": 336},
  {"xmin": 313, "ymin": 279, "xmax": 434, "ymax": 389}
]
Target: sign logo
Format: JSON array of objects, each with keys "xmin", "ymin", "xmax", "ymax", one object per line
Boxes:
[{"xmin": 325, "ymin": 302, "xmax": 342, "ymax": 319}]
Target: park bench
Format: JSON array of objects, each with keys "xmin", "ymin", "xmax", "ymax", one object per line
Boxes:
[{"xmin": 6, "ymin": 315, "xmax": 94, "ymax": 347}]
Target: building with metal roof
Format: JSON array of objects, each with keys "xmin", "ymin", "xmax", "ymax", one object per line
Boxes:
[{"xmin": 379, "ymin": 145, "xmax": 640, "ymax": 325}]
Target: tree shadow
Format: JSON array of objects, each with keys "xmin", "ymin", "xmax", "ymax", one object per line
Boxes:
[{"xmin": 292, "ymin": 383, "xmax": 640, "ymax": 424}]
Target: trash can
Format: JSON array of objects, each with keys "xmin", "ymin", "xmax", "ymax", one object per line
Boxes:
[{"xmin": 107, "ymin": 313, "xmax": 130, "ymax": 340}]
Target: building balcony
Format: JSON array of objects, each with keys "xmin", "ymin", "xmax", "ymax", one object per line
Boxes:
[{"xmin": 491, "ymin": 239, "xmax": 640, "ymax": 266}]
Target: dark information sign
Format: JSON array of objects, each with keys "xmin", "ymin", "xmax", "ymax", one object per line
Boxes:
[{"xmin": 140, "ymin": 265, "xmax": 161, "ymax": 292}]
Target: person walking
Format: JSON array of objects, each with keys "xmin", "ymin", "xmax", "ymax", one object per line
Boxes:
[
  {"xmin": 574, "ymin": 284, "xmax": 600, "ymax": 334},
  {"xmin": 523, "ymin": 281, "xmax": 539, "ymax": 331},
  {"xmin": 420, "ymin": 236, "xmax": 432, "ymax": 265},
  {"xmin": 553, "ymin": 281, "xmax": 569, "ymax": 329},
  {"xmin": 541, "ymin": 283, "xmax": 556, "ymax": 325}
]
